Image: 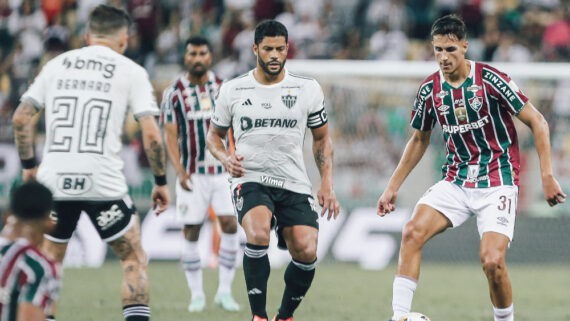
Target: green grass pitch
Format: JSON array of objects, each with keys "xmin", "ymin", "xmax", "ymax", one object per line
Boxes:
[{"xmin": 57, "ymin": 262, "xmax": 570, "ymax": 320}]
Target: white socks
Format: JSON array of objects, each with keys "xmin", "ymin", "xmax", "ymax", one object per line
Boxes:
[
  {"xmin": 182, "ymin": 240, "xmax": 204, "ymax": 300},
  {"xmin": 494, "ymin": 304, "xmax": 514, "ymax": 321},
  {"xmin": 391, "ymin": 275, "xmax": 418, "ymax": 320},
  {"xmin": 217, "ymin": 232, "xmax": 238, "ymax": 294}
]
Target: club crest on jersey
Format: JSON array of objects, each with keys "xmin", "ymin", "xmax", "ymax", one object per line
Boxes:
[
  {"xmin": 469, "ymin": 96, "xmax": 483, "ymax": 112},
  {"xmin": 281, "ymin": 94, "xmax": 297, "ymax": 109}
]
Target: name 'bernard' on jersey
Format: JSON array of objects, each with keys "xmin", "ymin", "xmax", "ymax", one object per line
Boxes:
[
  {"xmin": 410, "ymin": 60, "xmax": 529, "ymax": 188},
  {"xmin": 211, "ymin": 69, "xmax": 328, "ymax": 194}
]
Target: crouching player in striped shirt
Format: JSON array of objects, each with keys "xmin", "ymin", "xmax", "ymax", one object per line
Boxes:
[
  {"xmin": 377, "ymin": 15, "xmax": 566, "ymax": 321},
  {"xmin": 0, "ymin": 182, "xmax": 60, "ymax": 321}
]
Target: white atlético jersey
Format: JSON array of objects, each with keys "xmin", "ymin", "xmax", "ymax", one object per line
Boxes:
[
  {"xmin": 212, "ymin": 69, "xmax": 328, "ymax": 195},
  {"xmin": 22, "ymin": 45, "xmax": 159, "ymax": 200}
]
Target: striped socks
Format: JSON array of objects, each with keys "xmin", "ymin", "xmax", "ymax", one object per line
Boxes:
[
  {"xmin": 123, "ymin": 304, "xmax": 150, "ymax": 321},
  {"xmin": 182, "ymin": 240, "xmax": 204, "ymax": 300}
]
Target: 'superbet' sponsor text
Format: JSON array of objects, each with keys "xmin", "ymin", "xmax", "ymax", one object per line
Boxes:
[{"xmin": 442, "ymin": 115, "xmax": 490, "ymax": 134}]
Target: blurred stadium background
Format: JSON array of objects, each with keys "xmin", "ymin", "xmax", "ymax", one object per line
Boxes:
[{"xmin": 0, "ymin": 0, "xmax": 569, "ymax": 319}]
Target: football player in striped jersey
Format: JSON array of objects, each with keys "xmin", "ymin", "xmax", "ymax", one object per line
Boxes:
[
  {"xmin": 377, "ymin": 15, "xmax": 565, "ymax": 321},
  {"xmin": 0, "ymin": 182, "xmax": 59, "ymax": 321},
  {"xmin": 160, "ymin": 36, "xmax": 240, "ymax": 313}
]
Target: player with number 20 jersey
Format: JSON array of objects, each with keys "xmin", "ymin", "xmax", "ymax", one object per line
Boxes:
[{"xmin": 22, "ymin": 45, "xmax": 158, "ymax": 200}]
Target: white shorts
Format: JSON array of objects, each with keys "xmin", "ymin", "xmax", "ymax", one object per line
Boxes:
[
  {"xmin": 175, "ymin": 173, "xmax": 235, "ymax": 225},
  {"xmin": 417, "ymin": 180, "xmax": 518, "ymax": 241}
]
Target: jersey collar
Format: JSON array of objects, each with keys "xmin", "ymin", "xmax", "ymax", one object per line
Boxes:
[
  {"xmin": 249, "ymin": 67, "xmax": 289, "ymax": 88},
  {"xmin": 440, "ymin": 60, "xmax": 476, "ymax": 90}
]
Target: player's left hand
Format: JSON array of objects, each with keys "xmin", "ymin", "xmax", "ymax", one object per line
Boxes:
[
  {"xmin": 22, "ymin": 167, "xmax": 37, "ymax": 181},
  {"xmin": 152, "ymin": 184, "xmax": 171, "ymax": 215},
  {"xmin": 542, "ymin": 174, "xmax": 566, "ymax": 206},
  {"xmin": 317, "ymin": 185, "xmax": 340, "ymax": 220}
]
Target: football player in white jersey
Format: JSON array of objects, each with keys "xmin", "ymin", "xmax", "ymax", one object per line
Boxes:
[
  {"xmin": 207, "ymin": 20, "xmax": 340, "ymax": 321},
  {"xmin": 12, "ymin": 5, "xmax": 170, "ymax": 321}
]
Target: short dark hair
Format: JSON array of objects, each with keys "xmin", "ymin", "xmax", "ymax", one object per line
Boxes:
[
  {"xmin": 431, "ymin": 14, "xmax": 467, "ymax": 41},
  {"xmin": 88, "ymin": 4, "xmax": 131, "ymax": 35},
  {"xmin": 185, "ymin": 36, "xmax": 212, "ymax": 52},
  {"xmin": 10, "ymin": 182, "xmax": 53, "ymax": 221},
  {"xmin": 254, "ymin": 20, "xmax": 288, "ymax": 45}
]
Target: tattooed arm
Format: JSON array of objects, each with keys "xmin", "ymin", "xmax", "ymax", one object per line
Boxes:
[
  {"xmin": 138, "ymin": 115, "xmax": 170, "ymax": 214},
  {"xmin": 12, "ymin": 100, "xmax": 39, "ymax": 181},
  {"xmin": 311, "ymin": 123, "xmax": 340, "ymax": 220}
]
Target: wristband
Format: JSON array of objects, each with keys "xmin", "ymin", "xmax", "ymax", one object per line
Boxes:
[
  {"xmin": 154, "ymin": 175, "xmax": 167, "ymax": 186},
  {"xmin": 21, "ymin": 158, "xmax": 36, "ymax": 169}
]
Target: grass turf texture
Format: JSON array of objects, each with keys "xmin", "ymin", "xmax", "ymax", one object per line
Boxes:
[{"xmin": 58, "ymin": 262, "xmax": 569, "ymax": 320}]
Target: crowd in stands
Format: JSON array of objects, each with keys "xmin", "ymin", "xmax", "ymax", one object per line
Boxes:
[
  {"xmin": 0, "ymin": 0, "xmax": 568, "ymax": 211},
  {"xmin": 0, "ymin": 0, "xmax": 568, "ymax": 139}
]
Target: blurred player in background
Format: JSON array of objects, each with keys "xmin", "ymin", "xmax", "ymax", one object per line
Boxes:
[
  {"xmin": 377, "ymin": 15, "xmax": 566, "ymax": 321},
  {"xmin": 0, "ymin": 182, "xmax": 59, "ymax": 321},
  {"xmin": 11, "ymin": 5, "xmax": 170, "ymax": 321},
  {"xmin": 207, "ymin": 20, "xmax": 340, "ymax": 321},
  {"xmin": 160, "ymin": 36, "xmax": 240, "ymax": 313}
]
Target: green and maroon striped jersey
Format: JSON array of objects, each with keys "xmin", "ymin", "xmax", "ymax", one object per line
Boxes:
[
  {"xmin": 410, "ymin": 61, "xmax": 529, "ymax": 188},
  {"xmin": 160, "ymin": 72, "xmax": 226, "ymax": 175},
  {"xmin": 0, "ymin": 238, "xmax": 60, "ymax": 321}
]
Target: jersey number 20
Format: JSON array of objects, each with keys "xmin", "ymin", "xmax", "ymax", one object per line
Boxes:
[{"xmin": 49, "ymin": 96, "xmax": 111, "ymax": 154}]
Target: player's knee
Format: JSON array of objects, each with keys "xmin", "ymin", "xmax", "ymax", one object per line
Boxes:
[
  {"xmin": 480, "ymin": 252, "xmax": 506, "ymax": 277},
  {"xmin": 401, "ymin": 221, "xmax": 427, "ymax": 248},
  {"xmin": 218, "ymin": 217, "xmax": 237, "ymax": 233},
  {"xmin": 288, "ymin": 240, "xmax": 317, "ymax": 262},
  {"xmin": 247, "ymin": 228, "xmax": 270, "ymax": 245}
]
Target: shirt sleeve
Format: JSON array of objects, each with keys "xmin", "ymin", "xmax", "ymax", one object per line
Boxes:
[
  {"xmin": 18, "ymin": 258, "xmax": 60, "ymax": 314},
  {"xmin": 307, "ymin": 79, "xmax": 328, "ymax": 129},
  {"xmin": 20, "ymin": 63, "xmax": 51, "ymax": 110},
  {"xmin": 484, "ymin": 68, "xmax": 529, "ymax": 115},
  {"xmin": 211, "ymin": 82, "xmax": 232, "ymax": 129},
  {"xmin": 129, "ymin": 66, "xmax": 160, "ymax": 120},
  {"xmin": 159, "ymin": 86, "xmax": 178, "ymax": 126},
  {"xmin": 410, "ymin": 82, "xmax": 436, "ymax": 131}
]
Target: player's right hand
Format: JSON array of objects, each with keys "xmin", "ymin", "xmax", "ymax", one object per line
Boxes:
[
  {"xmin": 542, "ymin": 174, "xmax": 566, "ymax": 207},
  {"xmin": 225, "ymin": 154, "xmax": 245, "ymax": 177},
  {"xmin": 377, "ymin": 189, "xmax": 397, "ymax": 216},
  {"xmin": 152, "ymin": 184, "xmax": 170, "ymax": 215},
  {"xmin": 177, "ymin": 171, "xmax": 193, "ymax": 191},
  {"xmin": 22, "ymin": 167, "xmax": 37, "ymax": 182}
]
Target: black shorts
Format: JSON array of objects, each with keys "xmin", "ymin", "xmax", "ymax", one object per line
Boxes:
[
  {"xmin": 233, "ymin": 182, "xmax": 319, "ymax": 249},
  {"xmin": 47, "ymin": 196, "xmax": 137, "ymax": 243}
]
